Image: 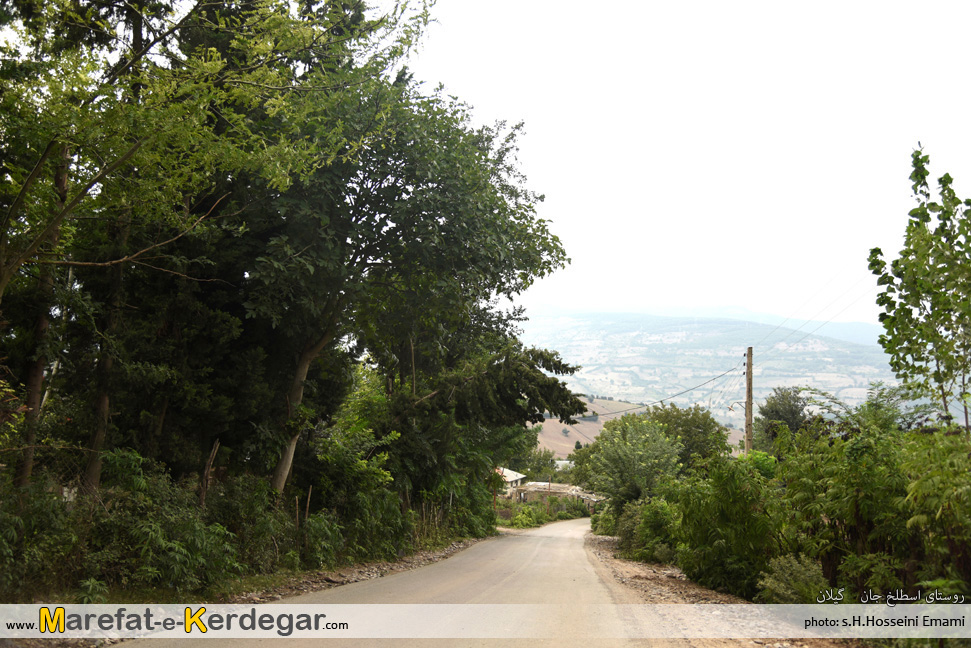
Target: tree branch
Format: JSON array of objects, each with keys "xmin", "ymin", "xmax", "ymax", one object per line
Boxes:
[
  {"xmin": 8, "ymin": 137, "xmax": 149, "ymax": 276},
  {"xmin": 1, "ymin": 139, "xmax": 60, "ymax": 245},
  {"xmin": 97, "ymin": 0, "xmax": 209, "ymax": 93},
  {"xmin": 130, "ymin": 260, "xmax": 233, "ymax": 284},
  {"xmin": 37, "ymin": 193, "xmax": 228, "ymax": 269}
]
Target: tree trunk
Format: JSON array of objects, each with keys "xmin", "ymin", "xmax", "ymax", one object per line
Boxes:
[
  {"xmin": 270, "ymin": 334, "xmax": 333, "ymax": 493},
  {"xmin": 15, "ymin": 145, "xmax": 69, "ymax": 487},
  {"xmin": 16, "ymin": 320, "xmax": 49, "ymax": 486},
  {"xmin": 82, "ymin": 7, "xmax": 143, "ymax": 492},
  {"xmin": 81, "ymin": 212, "xmax": 129, "ymax": 493},
  {"xmin": 962, "ymin": 372, "xmax": 969, "ymax": 431},
  {"xmin": 16, "ymin": 330, "xmax": 48, "ymax": 487}
]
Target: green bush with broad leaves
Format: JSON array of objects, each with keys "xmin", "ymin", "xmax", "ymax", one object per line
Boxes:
[
  {"xmin": 773, "ymin": 421, "xmax": 916, "ymax": 598},
  {"xmin": 673, "ymin": 455, "xmax": 777, "ymax": 599}
]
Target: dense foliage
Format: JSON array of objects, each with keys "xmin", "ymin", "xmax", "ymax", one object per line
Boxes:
[
  {"xmin": 0, "ymin": 0, "xmax": 585, "ymax": 601},
  {"xmin": 569, "ymin": 404, "xmax": 729, "ymax": 511},
  {"xmin": 589, "ymin": 392, "xmax": 971, "ymax": 602}
]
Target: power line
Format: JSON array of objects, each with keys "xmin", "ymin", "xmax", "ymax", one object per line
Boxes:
[
  {"xmin": 578, "ymin": 360, "xmax": 745, "ymax": 420},
  {"xmin": 754, "ymin": 274, "xmax": 875, "ymax": 356},
  {"xmin": 761, "ymin": 285, "xmax": 880, "ymax": 363},
  {"xmin": 752, "ymin": 272, "xmax": 848, "ymax": 349},
  {"xmin": 755, "ymin": 282, "xmax": 879, "ymax": 366},
  {"xmin": 709, "ymin": 363, "xmax": 747, "ymax": 411}
]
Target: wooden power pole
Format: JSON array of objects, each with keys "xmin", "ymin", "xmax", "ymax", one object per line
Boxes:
[{"xmin": 744, "ymin": 346, "xmax": 753, "ymax": 453}]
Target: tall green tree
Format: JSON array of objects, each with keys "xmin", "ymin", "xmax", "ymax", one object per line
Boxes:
[
  {"xmin": 758, "ymin": 387, "xmax": 808, "ymax": 432},
  {"xmin": 643, "ymin": 403, "xmax": 729, "ymax": 468},
  {"xmin": 587, "ymin": 414, "xmax": 683, "ymax": 512},
  {"xmin": 869, "ymin": 149, "xmax": 971, "ymax": 427},
  {"xmin": 243, "ymin": 79, "xmax": 570, "ymax": 492},
  {"xmin": 1, "ymin": 0, "xmax": 429, "ymax": 488},
  {"xmin": 753, "ymin": 386, "xmax": 809, "ymax": 450}
]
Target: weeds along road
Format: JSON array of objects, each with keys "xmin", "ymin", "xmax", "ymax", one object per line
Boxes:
[{"xmin": 132, "ymin": 518, "xmax": 726, "ymax": 647}]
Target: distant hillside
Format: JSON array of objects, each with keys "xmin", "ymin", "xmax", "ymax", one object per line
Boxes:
[
  {"xmin": 520, "ymin": 312, "xmax": 896, "ymax": 435},
  {"xmin": 538, "ymin": 396, "xmax": 632, "ymax": 458},
  {"xmin": 647, "ymin": 307, "xmax": 886, "ymax": 347},
  {"xmin": 537, "ymin": 395, "xmax": 746, "ymax": 459}
]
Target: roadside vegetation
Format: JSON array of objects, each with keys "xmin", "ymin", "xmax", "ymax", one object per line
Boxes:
[
  {"xmin": 0, "ymin": 1, "xmax": 586, "ymax": 603},
  {"xmin": 581, "ymin": 387, "xmax": 970, "ymax": 603}
]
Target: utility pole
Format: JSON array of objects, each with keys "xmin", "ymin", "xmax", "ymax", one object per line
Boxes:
[{"xmin": 745, "ymin": 346, "xmax": 753, "ymax": 453}]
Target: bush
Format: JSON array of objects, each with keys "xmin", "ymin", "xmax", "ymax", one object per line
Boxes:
[
  {"xmin": 508, "ymin": 502, "xmax": 551, "ymax": 529},
  {"xmin": 205, "ymin": 474, "xmax": 296, "ymax": 573},
  {"xmin": 0, "ymin": 475, "xmax": 80, "ymax": 599},
  {"xmin": 674, "ymin": 456, "xmax": 776, "ymax": 599},
  {"xmin": 591, "ymin": 508, "xmax": 617, "ymax": 536},
  {"xmin": 901, "ymin": 430, "xmax": 971, "ymax": 594},
  {"xmin": 617, "ymin": 498, "xmax": 679, "ymax": 564},
  {"xmin": 738, "ymin": 449, "xmax": 776, "ymax": 479},
  {"xmin": 774, "ymin": 423, "xmax": 915, "ymax": 595},
  {"xmin": 756, "ymin": 554, "xmax": 828, "ymax": 603},
  {"xmin": 0, "ymin": 449, "xmax": 246, "ymax": 599},
  {"xmin": 511, "ymin": 507, "xmax": 537, "ymax": 528},
  {"xmin": 343, "ymin": 487, "xmax": 411, "ymax": 561},
  {"xmin": 77, "ymin": 450, "xmax": 242, "ymax": 592},
  {"xmin": 300, "ymin": 511, "xmax": 342, "ymax": 569}
]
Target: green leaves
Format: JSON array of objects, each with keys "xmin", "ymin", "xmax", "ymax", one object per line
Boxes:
[
  {"xmin": 870, "ymin": 149, "xmax": 971, "ymax": 421},
  {"xmin": 586, "ymin": 414, "xmax": 683, "ymax": 510}
]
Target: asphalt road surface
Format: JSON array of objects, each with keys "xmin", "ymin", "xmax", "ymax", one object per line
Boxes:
[{"xmin": 132, "ymin": 518, "xmax": 688, "ymax": 647}]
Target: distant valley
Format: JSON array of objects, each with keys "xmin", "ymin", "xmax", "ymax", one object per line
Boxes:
[{"xmin": 520, "ymin": 312, "xmax": 896, "ymax": 453}]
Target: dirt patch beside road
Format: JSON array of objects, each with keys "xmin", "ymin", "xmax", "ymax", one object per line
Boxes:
[
  {"xmin": 585, "ymin": 533, "xmax": 867, "ymax": 648},
  {"xmin": 586, "ymin": 533, "xmax": 746, "ymax": 604}
]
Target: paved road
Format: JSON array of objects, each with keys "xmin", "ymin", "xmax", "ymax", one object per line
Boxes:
[
  {"xmin": 133, "ymin": 518, "xmax": 679, "ymax": 647},
  {"xmin": 294, "ymin": 517, "xmax": 635, "ymax": 605}
]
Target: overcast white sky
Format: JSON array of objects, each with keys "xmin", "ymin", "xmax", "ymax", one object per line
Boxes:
[{"xmin": 405, "ymin": 0, "xmax": 971, "ymax": 326}]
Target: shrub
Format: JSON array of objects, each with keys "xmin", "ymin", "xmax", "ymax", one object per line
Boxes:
[
  {"xmin": 756, "ymin": 554, "xmax": 828, "ymax": 603},
  {"xmin": 738, "ymin": 449, "xmax": 777, "ymax": 479},
  {"xmin": 205, "ymin": 474, "xmax": 296, "ymax": 573},
  {"xmin": 76, "ymin": 450, "xmax": 242, "ymax": 592},
  {"xmin": 901, "ymin": 430, "xmax": 971, "ymax": 594},
  {"xmin": 617, "ymin": 498, "xmax": 679, "ymax": 564},
  {"xmin": 591, "ymin": 508, "xmax": 617, "ymax": 536},
  {"xmin": 674, "ymin": 456, "xmax": 777, "ymax": 599},
  {"xmin": 0, "ymin": 475, "xmax": 79, "ymax": 599},
  {"xmin": 774, "ymin": 423, "xmax": 915, "ymax": 595},
  {"xmin": 299, "ymin": 511, "xmax": 342, "ymax": 569},
  {"xmin": 510, "ymin": 506, "xmax": 538, "ymax": 529}
]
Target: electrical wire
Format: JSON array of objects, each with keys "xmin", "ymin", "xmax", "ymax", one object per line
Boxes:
[
  {"xmin": 751, "ymin": 272, "xmax": 847, "ymax": 350},
  {"xmin": 755, "ymin": 282, "xmax": 879, "ymax": 366},
  {"xmin": 759, "ymin": 284, "xmax": 880, "ymax": 364},
  {"xmin": 579, "ymin": 359, "xmax": 745, "ymax": 420},
  {"xmin": 754, "ymin": 274, "xmax": 875, "ymax": 357}
]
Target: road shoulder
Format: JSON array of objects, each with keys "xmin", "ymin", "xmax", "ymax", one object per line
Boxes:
[{"xmin": 584, "ymin": 533, "xmax": 866, "ymax": 648}]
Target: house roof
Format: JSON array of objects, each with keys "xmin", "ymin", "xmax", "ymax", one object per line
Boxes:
[{"xmin": 495, "ymin": 467, "xmax": 526, "ymax": 483}]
